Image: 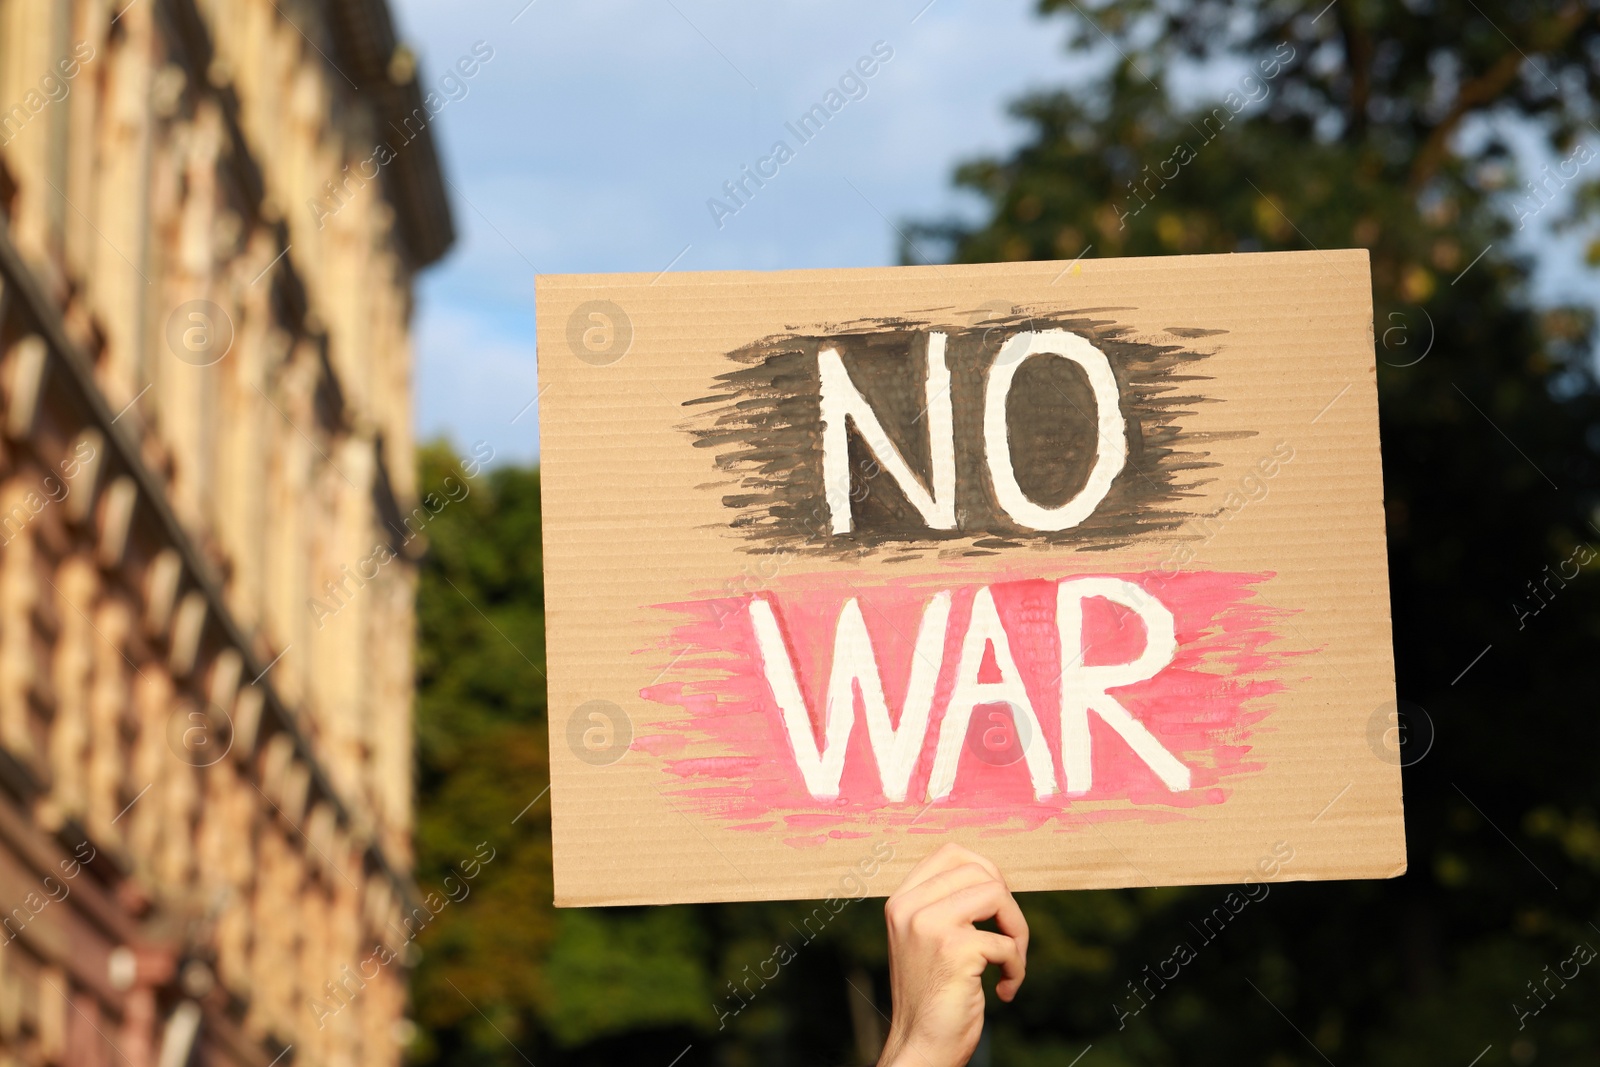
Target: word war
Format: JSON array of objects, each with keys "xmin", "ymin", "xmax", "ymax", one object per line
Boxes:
[
  {"xmin": 642, "ymin": 569, "xmax": 1289, "ymax": 830},
  {"xmin": 754, "ymin": 577, "xmax": 1188, "ymax": 800}
]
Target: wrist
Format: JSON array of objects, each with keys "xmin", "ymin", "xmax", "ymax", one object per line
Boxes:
[
  {"xmin": 875, "ymin": 1027, "xmax": 909, "ymax": 1067},
  {"xmin": 877, "ymin": 1022, "xmax": 975, "ymax": 1067}
]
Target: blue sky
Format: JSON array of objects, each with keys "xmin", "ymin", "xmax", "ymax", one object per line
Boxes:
[
  {"xmin": 386, "ymin": 0, "xmax": 1095, "ymax": 463},
  {"xmin": 387, "ymin": 0, "xmax": 1598, "ymax": 465}
]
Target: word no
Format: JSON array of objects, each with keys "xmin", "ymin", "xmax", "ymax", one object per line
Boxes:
[{"xmin": 820, "ymin": 329, "xmax": 1124, "ymax": 537}]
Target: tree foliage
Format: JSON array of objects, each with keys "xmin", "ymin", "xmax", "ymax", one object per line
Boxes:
[
  {"xmin": 916, "ymin": 5, "xmax": 1600, "ymax": 1056},
  {"xmin": 412, "ymin": 1, "xmax": 1600, "ymax": 1062}
]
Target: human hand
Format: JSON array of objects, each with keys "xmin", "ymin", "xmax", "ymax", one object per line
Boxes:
[{"xmin": 876, "ymin": 843, "xmax": 1028, "ymax": 1067}]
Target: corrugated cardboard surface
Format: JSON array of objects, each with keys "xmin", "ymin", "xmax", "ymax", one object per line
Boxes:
[{"xmin": 536, "ymin": 250, "xmax": 1404, "ymax": 907}]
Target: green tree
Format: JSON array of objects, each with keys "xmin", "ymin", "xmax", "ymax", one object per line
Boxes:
[
  {"xmin": 408, "ymin": 442, "xmax": 555, "ymax": 1064},
  {"xmin": 903, "ymin": 1, "xmax": 1600, "ymax": 1064}
]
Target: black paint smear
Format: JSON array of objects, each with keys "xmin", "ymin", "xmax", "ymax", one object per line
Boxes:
[{"xmin": 683, "ymin": 309, "xmax": 1253, "ymax": 559}]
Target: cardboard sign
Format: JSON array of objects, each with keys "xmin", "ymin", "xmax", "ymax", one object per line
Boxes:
[{"xmin": 536, "ymin": 250, "xmax": 1405, "ymax": 907}]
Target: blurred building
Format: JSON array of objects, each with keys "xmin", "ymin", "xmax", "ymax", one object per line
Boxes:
[{"xmin": 0, "ymin": 0, "xmax": 452, "ymax": 1061}]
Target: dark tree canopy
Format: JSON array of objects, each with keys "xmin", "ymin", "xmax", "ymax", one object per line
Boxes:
[{"xmin": 411, "ymin": 2, "xmax": 1600, "ymax": 1063}]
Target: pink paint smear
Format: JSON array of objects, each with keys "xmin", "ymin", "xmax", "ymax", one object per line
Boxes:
[{"xmin": 637, "ymin": 568, "xmax": 1300, "ymax": 846}]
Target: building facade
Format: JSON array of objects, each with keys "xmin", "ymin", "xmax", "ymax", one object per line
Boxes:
[{"xmin": 0, "ymin": 0, "xmax": 451, "ymax": 1060}]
